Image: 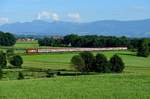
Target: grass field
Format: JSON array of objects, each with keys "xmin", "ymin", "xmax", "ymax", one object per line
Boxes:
[
  {"xmin": 0, "ymin": 74, "xmax": 150, "ymax": 99},
  {"xmin": 14, "ymin": 41, "xmax": 39, "ymax": 48},
  {"xmin": 0, "ymin": 42, "xmax": 150, "ymax": 99},
  {"xmin": 22, "ymin": 51, "xmax": 150, "ymax": 70}
]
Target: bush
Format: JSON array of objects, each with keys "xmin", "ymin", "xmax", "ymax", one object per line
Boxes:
[
  {"xmin": 9, "ymin": 55, "xmax": 23, "ymax": 68},
  {"xmin": 18, "ymin": 72, "xmax": 24, "ymax": 80},
  {"xmin": 95, "ymin": 53, "xmax": 111, "ymax": 73},
  {"xmin": 71, "ymin": 55, "xmax": 85, "ymax": 72},
  {"xmin": 110, "ymin": 55, "xmax": 125, "ymax": 73},
  {"xmin": 0, "ymin": 68, "xmax": 3, "ymax": 79},
  {"xmin": 46, "ymin": 71, "xmax": 56, "ymax": 78},
  {"xmin": 79, "ymin": 52, "xmax": 95, "ymax": 72},
  {"xmin": 0, "ymin": 51, "xmax": 7, "ymax": 68},
  {"xmin": 137, "ymin": 39, "xmax": 150, "ymax": 57}
]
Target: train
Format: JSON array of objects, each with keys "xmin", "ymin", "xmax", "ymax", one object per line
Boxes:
[{"xmin": 26, "ymin": 47, "xmax": 128, "ymax": 54}]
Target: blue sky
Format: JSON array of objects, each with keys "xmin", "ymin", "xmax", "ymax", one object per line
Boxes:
[{"xmin": 0, "ymin": 0, "xmax": 150, "ymax": 24}]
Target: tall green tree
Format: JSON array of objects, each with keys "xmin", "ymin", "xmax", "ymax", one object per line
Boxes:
[
  {"xmin": 71, "ymin": 55, "xmax": 85, "ymax": 72},
  {"xmin": 137, "ymin": 39, "xmax": 150, "ymax": 57},
  {"xmin": 110, "ymin": 55, "xmax": 125, "ymax": 73},
  {"xmin": 79, "ymin": 51, "xmax": 95, "ymax": 72},
  {"xmin": 95, "ymin": 53, "xmax": 111, "ymax": 73}
]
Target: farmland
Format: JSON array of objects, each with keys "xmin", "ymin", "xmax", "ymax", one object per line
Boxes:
[{"xmin": 0, "ymin": 41, "xmax": 150, "ymax": 99}]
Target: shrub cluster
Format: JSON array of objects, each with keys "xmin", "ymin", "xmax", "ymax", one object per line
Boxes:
[
  {"xmin": 0, "ymin": 49, "xmax": 23, "ymax": 69},
  {"xmin": 71, "ymin": 52, "xmax": 125, "ymax": 73}
]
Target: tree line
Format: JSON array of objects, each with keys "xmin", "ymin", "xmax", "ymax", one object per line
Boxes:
[
  {"xmin": 38, "ymin": 34, "xmax": 130, "ymax": 47},
  {"xmin": 0, "ymin": 31, "xmax": 16, "ymax": 46},
  {"xmin": 38, "ymin": 34, "xmax": 150, "ymax": 49}
]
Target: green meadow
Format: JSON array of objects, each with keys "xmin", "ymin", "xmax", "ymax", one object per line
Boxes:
[
  {"xmin": 14, "ymin": 41, "xmax": 39, "ymax": 49},
  {"xmin": 0, "ymin": 41, "xmax": 150, "ymax": 99},
  {"xmin": 0, "ymin": 73, "xmax": 150, "ymax": 99}
]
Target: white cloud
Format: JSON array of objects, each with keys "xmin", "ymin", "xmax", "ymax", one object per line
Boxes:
[
  {"xmin": 37, "ymin": 11, "xmax": 81, "ymax": 22},
  {"xmin": 0, "ymin": 17, "xmax": 9, "ymax": 25},
  {"xmin": 37, "ymin": 11, "xmax": 60, "ymax": 21},
  {"xmin": 37, "ymin": 11, "xmax": 51, "ymax": 20},
  {"xmin": 51, "ymin": 13, "xmax": 60, "ymax": 21},
  {"xmin": 68, "ymin": 13, "xmax": 81, "ymax": 22}
]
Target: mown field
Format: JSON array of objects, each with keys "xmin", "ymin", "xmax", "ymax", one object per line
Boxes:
[{"xmin": 0, "ymin": 41, "xmax": 150, "ymax": 99}]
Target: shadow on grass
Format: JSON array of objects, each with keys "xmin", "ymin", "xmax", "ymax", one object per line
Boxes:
[
  {"xmin": 118, "ymin": 52, "xmax": 149, "ymax": 58},
  {"xmin": 58, "ymin": 72, "xmax": 97, "ymax": 76},
  {"xmin": 24, "ymin": 68, "xmax": 99, "ymax": 77}
]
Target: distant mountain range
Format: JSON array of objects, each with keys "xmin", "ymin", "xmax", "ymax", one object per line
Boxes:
[{"xmin": 0, "ymin": 19, "xmax": 150, "ymax": 37}]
